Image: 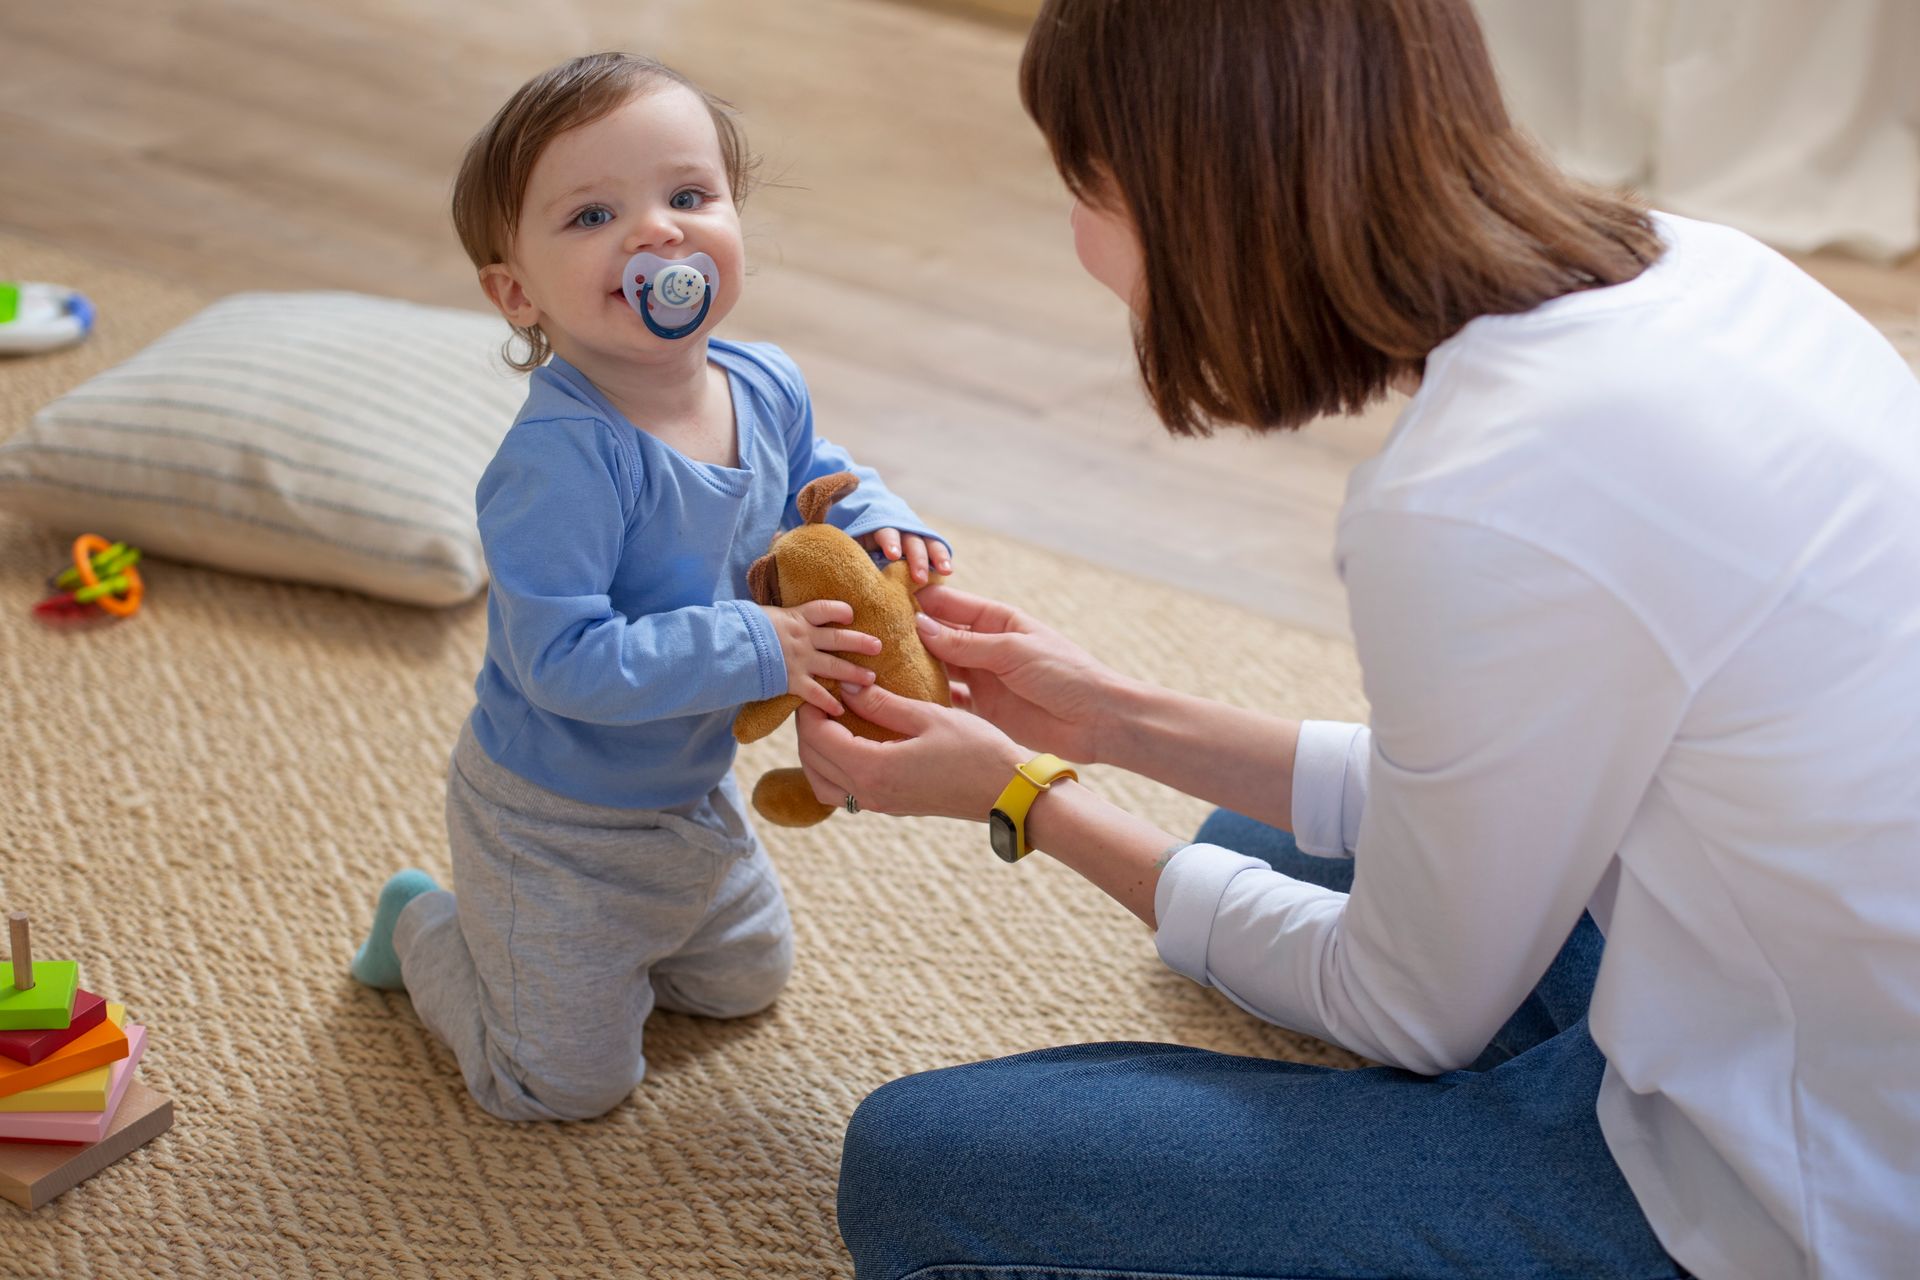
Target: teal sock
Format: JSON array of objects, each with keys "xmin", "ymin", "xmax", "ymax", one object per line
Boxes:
[{"xmin": 350, "ymin": 869, "xmax": 440, "ymax": 991}]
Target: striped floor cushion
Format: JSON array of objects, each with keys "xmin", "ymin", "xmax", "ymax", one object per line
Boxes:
[{"xmin": 0, "ymin": 292, "xmax": 526, "ymax": 606}]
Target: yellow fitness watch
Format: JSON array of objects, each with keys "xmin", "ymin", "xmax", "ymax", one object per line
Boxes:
[{"xmin": 988, "ymin": 754, "xmax": 1079, "ymax": 863}]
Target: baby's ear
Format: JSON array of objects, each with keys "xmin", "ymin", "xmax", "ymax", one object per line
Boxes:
[
  {"xmin": 748, "ymin": 553, "xmax": 780, "ymax": 606},
  {"xmin": 796, "ymin": 472, "xmax": 860, "ymax": 525},
  {"xmin": 478, "ymin": 262, "xmax": 539, "ymax": 329}
]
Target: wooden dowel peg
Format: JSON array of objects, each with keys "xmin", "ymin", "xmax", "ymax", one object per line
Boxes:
[{"xmin": 7, "ymin": 914, "xmax": 31, "ymax": 991}]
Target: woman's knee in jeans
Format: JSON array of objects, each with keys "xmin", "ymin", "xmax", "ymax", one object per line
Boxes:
[
  {"xmin": 840, "ymin": 1060, "xmax": 1065, "ymax": 1218},
  {"xmin": 839, "ymin": 1071, "xmax": 971, "ymax": 1275}
]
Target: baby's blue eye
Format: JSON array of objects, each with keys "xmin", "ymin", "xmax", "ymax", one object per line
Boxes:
[
  {"xmin": 670, "ymin": 190, "xmax": 705, "ymax": 211},
  {"xmin": 574, "ymin": 206, "xmax": 613, "ymax": 228}
]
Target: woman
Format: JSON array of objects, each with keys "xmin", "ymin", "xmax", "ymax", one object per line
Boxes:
[{"xmin": 797, "ymin": 2, "xmax": 1920, "ymax": 1277}]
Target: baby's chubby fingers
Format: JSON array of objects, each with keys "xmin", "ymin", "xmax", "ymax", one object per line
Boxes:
[
  {"xmin": 796, "ymin": 676, "xmax": 847, "ymax": 718},
  {"xmin": 812, "ymin": 655, "xmax": 878, "ymax": 687},
  {"xmin": 861, "ymin": 528, "xmax": 904, "ymax": 561},
  {"xmin": 814, "ymin": 626, "xmax": 883, "ymax": 658},
  {"xmin": 859, "ymin": 530, "xmax": 953, "ymax": 578},
  {"xmin": 796, "ymin": 598, "xmax": 855, "ymax": 627},
  {"xmin": 903, "ymin": 536, "xmax": 931, "ymax": 584}
]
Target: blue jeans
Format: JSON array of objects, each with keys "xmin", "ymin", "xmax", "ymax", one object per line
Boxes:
[{"xmin": 837, "ymin": 810, "xmax": 1684, "ymax": 1280}]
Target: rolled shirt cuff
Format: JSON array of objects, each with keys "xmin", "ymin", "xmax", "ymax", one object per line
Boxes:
[
  {"xmin": 1291, "ymin": 720, "xmax": 1369, "ymax": 858},
  {"xmin": 729, "ymin": 598, "xmax": 790, "ymax": 702},
  {"xmin": 1153, "ymin": 843, "xmax": 1273, "ymax": 985}
]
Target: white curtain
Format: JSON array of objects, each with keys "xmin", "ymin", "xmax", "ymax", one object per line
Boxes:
[{"xmin": 1473, "ymin": 0, "xmax": 1920, "ymax": 261}]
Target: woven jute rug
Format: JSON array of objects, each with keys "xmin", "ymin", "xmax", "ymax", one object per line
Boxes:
[{"xmin": 0, "ymin": 234, "xmax": 1371, "ymax": 1279}]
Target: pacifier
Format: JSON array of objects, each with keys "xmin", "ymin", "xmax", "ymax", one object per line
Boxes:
[{"xmin": 621, "ymin": 251, "xmax": 717, "ymax": 340}]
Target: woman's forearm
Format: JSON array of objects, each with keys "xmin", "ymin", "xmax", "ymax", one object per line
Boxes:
[
  {"xmin": 1023, "ymin": 778, "xmax": 1180, "ymax": 928},
  {"xmin": 1092, "ymin": 677, "xmax": 1302, "ymax": 831}
]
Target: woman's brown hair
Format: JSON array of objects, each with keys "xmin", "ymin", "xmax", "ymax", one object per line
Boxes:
[
  {"xmin": 451, "ymin": 52, "xmax": 758, "ymax": 371},
  {"xmin": 1020, "ymin": 0, "xmax": 1664, "ymax": 435}
]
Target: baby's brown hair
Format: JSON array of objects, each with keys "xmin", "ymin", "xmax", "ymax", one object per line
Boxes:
[
  {"xmin": 451, "ymin": 52, "xmax": 757, "ymax": 370},
  {"xmin": 1019, "ymin": 0, "xmax": 1664, "ymax": 436}
]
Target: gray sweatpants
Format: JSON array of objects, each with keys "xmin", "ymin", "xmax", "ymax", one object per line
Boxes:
[{"xmin": 393, "ymin": 723, "xmax": 794, "ymax": 1122}]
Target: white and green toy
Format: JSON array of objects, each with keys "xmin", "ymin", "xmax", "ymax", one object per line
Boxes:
[{"xmin": 0, "ymin": 281, "xmax": 94, "ymax": 355}]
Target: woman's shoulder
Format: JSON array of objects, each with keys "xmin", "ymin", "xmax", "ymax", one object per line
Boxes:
[
  {"xmin": 1344, "ymin": 211, "xmax": 1916, "ymax": 665},
  {"xmin": 1401, "ymin": 212, "xmax": 1886, "ymax": 461}
]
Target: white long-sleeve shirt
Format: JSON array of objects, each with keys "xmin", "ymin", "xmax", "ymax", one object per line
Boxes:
[{"xmin": 1153, "ymin": 213, "xmax": 1920, "ymax": 1280}]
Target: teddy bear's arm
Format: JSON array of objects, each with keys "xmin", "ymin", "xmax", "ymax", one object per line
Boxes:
[{"xmin": 734, "ymin": 691, "xmax": 804, "ymax": 744}]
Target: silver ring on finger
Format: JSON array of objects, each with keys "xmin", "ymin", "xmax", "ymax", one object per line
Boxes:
[{"xmin": 844, "ymin": 793, "xmax": 860, "ymax": 814}]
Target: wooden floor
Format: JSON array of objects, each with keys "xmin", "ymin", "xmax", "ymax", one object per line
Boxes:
[{"xmin": 3, "ymin": 0, "xmax": 1916, "ymax": 638}]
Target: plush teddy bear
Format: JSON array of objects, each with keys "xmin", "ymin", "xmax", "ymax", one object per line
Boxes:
[{"xmin": 732, "ymin": 472, "xmax": 951, "ymax": 826}]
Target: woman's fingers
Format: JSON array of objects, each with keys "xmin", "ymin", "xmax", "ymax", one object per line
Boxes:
[
  {"xmin": 947, "ymin": 679, "xmax": 973, "ymax": 710},
  {"xmin": 916, "ymin": 611, "xmax": 1019, "ymax": 671},
  {"xmin": 840, "ymin": 682, "xmax": 940, "ymax": 736},
  {"xmin": 796, "ymin": 729, "xmax": 855, "ymax": 804},
  {"xmin": 797, "ymin": 704, "xmax": 879, "ymax": 807},
  {"xmin": 799, "ymin": 679, "xmax": 1024, "ymax": 822},
  {"xmin": 914, "ymin": 585, "xmax": 1012, "ymax": 632}
]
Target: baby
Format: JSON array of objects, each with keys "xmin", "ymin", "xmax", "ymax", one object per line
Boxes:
[{"xmin": 350, "ymin": 52, "xmax": 949, "ymax": 1122}]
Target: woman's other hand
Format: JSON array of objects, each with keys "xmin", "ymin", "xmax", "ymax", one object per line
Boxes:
[
  {"xmin": 912, "ymin": 585, "xmax": 1125, "ymax": 764},
  {"xmin": 796, "ymin": 683, "xmax": 1026, "ymax": 821}
]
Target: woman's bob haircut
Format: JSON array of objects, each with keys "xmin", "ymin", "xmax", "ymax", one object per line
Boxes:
[{"xmin": 1020, "ymin": 0, "xmax": 1664, "ymax": 436}]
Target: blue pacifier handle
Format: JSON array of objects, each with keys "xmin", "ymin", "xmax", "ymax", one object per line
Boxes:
[
  {"xmin": 623, "ymin": 251, "xmax": 717, "ymax": 341},
  {"xmin": 637, "ymin": 282, "xmax": 712, "ymax": 340}
]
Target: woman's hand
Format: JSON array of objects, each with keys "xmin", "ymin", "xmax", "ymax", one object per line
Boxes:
[
  {"xmin": 911, "ymin": 585, "xmax": 1126, "ymax": 765},
  {"xmin": 760, "ymin": 599, "xmax": 881, "ymax": 717},
  {"xmin": 796, "ymin": 683, "xmax": 1027, "ymax": 821},
  {"xmin": 858, "ymin": 529, "xmax": 953, "ymax": 586}
]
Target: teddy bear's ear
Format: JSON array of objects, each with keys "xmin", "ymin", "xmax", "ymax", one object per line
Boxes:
[
  {"xmin": 797, "ymin": 472, "xmax": 860, "ymax": 525},
  {"xmin": 748, "ymin": 553, "xmax": 781, "ymax": 606}
]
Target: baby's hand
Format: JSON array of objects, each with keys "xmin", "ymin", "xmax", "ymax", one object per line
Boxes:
[
  {"xmin": 761, "ymin": 599, "xmax": 882, "ymax": 716},
  {"xmin": 859, "ymin": 530, "xmax": 954, "ymax": 586}
]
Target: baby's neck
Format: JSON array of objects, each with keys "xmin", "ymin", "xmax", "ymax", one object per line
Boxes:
[{"xmin": 563, "ymin": 338, "xmax": 715, "ymax": 429}]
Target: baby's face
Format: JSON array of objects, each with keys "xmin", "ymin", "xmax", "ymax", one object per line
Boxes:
[{"xmin": 502, "ymin": 85, "xmax": 745, "ymax": 364}]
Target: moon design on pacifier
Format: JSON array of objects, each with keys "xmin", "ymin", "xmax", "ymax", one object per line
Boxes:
[
  {"xmin": 654, "ymin": 264, "xmax": 705, "ymax": 310},
  {"xmin": 621, "ymin": 250, "xmax": 718, "ymax": 341}
]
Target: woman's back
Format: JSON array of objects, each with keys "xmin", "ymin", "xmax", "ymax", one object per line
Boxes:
[{"xmin": 1344, "ymin": 211, "xmax": 1920, "ymax": 1277}]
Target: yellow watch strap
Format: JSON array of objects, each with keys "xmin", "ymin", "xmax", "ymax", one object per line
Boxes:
[{"xmin": 991, "ymin": 753, "xmax": 1079, "ymax": 860}]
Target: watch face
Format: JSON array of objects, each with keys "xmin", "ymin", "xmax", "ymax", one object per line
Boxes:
[{"xmin": 989, "ymin": 810, "xmax": 1021, "ymax": 863}]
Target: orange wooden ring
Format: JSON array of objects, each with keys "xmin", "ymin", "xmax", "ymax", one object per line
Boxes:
[
  {"xmin": 71, "ymin": 534, "xmax": 109, "ymax": 587},
  {"xmin": 95, "ymin": 567, "xmax": 142, "ymax": 616},
  {"xmin": 70, "ymin": 533, "xmax": 143, "ymax": 617}
]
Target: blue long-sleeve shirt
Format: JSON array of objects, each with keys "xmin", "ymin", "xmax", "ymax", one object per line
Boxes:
[{"xmin": 468, "ymin": 340, "xmax": 941, "ymax": 809}]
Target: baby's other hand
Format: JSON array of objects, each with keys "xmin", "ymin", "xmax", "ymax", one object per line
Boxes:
[
  {"xmin": 860, "ymin": 530, "xmax": 954, "ymax": 585},
  {"xmin": 760, "ymin": 599, "xmax": 882, "ymax": 717}
]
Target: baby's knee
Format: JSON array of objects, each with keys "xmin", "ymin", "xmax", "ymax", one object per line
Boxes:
[
  {"xmin": 525, "ymin": 1068, "xmax": 637, "ymax": 1122},
  {"xmin": 653, "ymin": 933, "xmax": 794, "ymax": 1020},
  {"xmin": 476, "ymin": 1037, "xmax": 644, "ymax": 1123}
]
